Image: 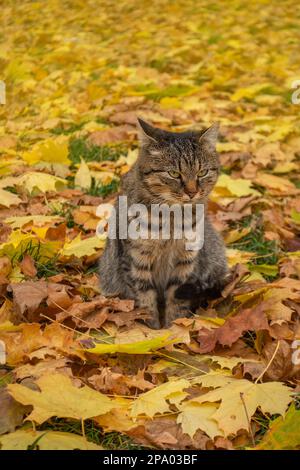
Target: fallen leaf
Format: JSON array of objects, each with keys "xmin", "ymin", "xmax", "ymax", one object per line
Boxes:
[
  {"xmin": 7, "ymin": 373, "xmax": 117, "ymax": 424},
  {"xmin": 20, "ymin": 254, "xmax": 37, "ymax": 278},
  {"xmin": 197, "ymin": 304, "xmax": 269, "ymax": 353},
  {"xmin": 191, "ymin": 379, "xmax": 293, "ymax": 435},
  {"xmin": 0, "ymin": 429, "xmax": 103, "ymax": 450},
  {"xmin": 255, "ymin": 404, "xmax": 300, "ymax": 450}
]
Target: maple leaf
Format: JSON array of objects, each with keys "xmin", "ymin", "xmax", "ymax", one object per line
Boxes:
[
  {"xmin": 59, "ymin": 234, "xmax": 106, "ymax": 258},
  {"xmin": 0, "ymin": 322, "xmax": 83, "ymax": 365},
  {"xmin": 0, "ymin": 188, "xmax": 22, "ymax": 208},
  {"xmin": 21, "ymin": 138, "xmax": 70, "ymax": 166},
  {"xmin": 197, "ymin": 304, "xmax": 269, "ymax": 353},
  {"xmin": 212, "ymin": 174, "xmax": 259, "ymax": 199},
  {"xmin": 17, "ymin": 172, "xmax": 67, "ymax": 194},
  {"xmin": 254, "ymin": 172, "xmax": 296, "ymax": 193},
  {"xmin": 19, "ymin": 254, "xmax": 37, "ymax": 278},
  {"xmin": 130, "ymin": 379, "xmax": 190, "ymax": 418},
  {"xmin": 0, "ymin": 429, "xmax": 103, "ymax": 450},
  {"xmin": 7, "ymin": 373, "xmax": 118, "ymax": 424},
  {"xmin": 177, "ymin": 402, "xmax": 223, "ymax": 440},
  {"xmin": 190, "ymin": 379, "xmax": 293, "ymax": 436},
  {"xmin": 4, "ymin": 215, "xmax": 63, "ymax": 229},
  {"xmin": 74, "ymin": 158, "xmax": 92, "ymax": 189},
  {"xmin": 0, "ymin": 389, "xmax": 30, "ymax": 435}
]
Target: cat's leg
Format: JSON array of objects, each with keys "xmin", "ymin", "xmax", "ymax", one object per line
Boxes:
[
  {"xmin": 129, "ymin": 247, "xmax": 160, "ymax": 329},
  {"xmin": 164, "ymin": 283, "xmax": 192, "ymax": 327},
  {"xmin": 134, "ymin": 286, "xmax": 160, "ymax": 329},
  {"xmin": 164, "ymin": 253, "xmax": 197, "ymax": 327}
]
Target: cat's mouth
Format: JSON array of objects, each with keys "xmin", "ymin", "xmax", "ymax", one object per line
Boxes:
[
  {"xmin": 165, "ymin": 191, "xmax": 205, "ymax": 204},
  {"xmin": 182, "ymin": 192, "xmax": 204, "ymax": 202}
]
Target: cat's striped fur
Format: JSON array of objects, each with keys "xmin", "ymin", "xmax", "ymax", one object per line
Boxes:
[{"xmin": 99, "ymin": 119, "xmax": 228, "ymax": 328}]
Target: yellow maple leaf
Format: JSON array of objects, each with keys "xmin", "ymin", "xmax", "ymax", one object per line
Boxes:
[
  {"xmin": 60, "ymin": 234, "xmax": 106, "ymax": 258},
  {"xmin": 0, "ymin": 188, "xmax": 22, "ymax": 208},
  {"xmin": 17, "ymin": 172, "xmax": 67, "ymax": 194},
  {"xmin": 130, "ymin": 379, "xmax": 190, "ymax": 418},
  {"xmin": 226, "ymin": 248, "xmax": 255, "ymax": 267},
  {"xmin": 74, "ymin": 158, "xmax": 92, "ymax": 189},
  {"xmin": 177, "ymin": 402, "xmax": 222, "ymax": 439},
  {"xmin": 0, "ymin": 430, "xmax": 103, "ymax": 450},
  {"xmin": 22, "ymin": 138, "xmax": 70, "ymax": 166},
  {"xmin": 191, "ymin": 379, "xmax": 293, "ymax": 436},
  {"xmin": 212, "ymin": 174, "xmax": 259, "ymax": 200},
  {"xmin": 4, "ymin": 215, "xmax": 62, "ymax": 229},
  {"xmin": 90, "ymin": 170, "xmax": 117, "ymax": 185},
  {"xmin": 7, "ymin": 373, "xmax": 117, "ymax": 424},
  {"xmin": 0, "ymin": 230, "xmax": 60, "ymax": 261}
]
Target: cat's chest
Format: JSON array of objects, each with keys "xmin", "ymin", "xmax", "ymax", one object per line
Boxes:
[{"xmin": 136, "ymin": 239, "xmax": 194, "ymax": 288}]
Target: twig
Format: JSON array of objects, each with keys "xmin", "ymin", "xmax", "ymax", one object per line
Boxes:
[
  {"xmin": 255, "ymin": 340, "xmax": 280, "ymax": 384},
  {"xmin": 81, "ymin": 419, "xmax": 85, "ymax": 438},
  {"xmin": 157, "ymin": 351, "xmax": 208, "ymax": 374},
  {"xmin": 240, "ymin": 392, "xmax": 255, "ymax": 447},
  {"xmin": 46, "ymin": 299, "xmax": 113, "ymax": 344},
  {"xmin": 40, "ymin": 314, "xmax": 94, "ymax": 340}
]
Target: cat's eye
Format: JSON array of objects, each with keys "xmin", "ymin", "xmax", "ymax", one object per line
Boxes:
[
  {"xmin": 197, "ymin": 169, "xmax": 208, "ymax": 178},
  {"xmin": 168, "ymin": 170, "xmax": 181, "ymax": 178}
]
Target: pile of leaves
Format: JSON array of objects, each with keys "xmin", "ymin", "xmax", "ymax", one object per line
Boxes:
[{"xmin": 0, "ymin": 0, "xmax": 300, "ymax": 451}]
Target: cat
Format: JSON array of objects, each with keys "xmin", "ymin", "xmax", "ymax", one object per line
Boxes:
[{"xmin": 99, "ymin": 118, "xmax": 228, "ymax": 329}]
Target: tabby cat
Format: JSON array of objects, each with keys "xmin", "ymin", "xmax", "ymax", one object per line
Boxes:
[{"xmin": 99, "ymin": 119, "xmax": 228, "ymax": 328}]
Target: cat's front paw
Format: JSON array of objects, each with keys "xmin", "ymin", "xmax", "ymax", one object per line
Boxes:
[
  {"xmin": 145, "ymin": 315, "xmax": 161, "ymax": 330},
  {"xmin": 164, "ymin": 303, "xmax": 192, "ymax": 328}
]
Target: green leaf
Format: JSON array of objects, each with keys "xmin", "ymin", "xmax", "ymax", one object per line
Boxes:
[
  {"xmin": 248, "ymin": 263, "xmax": 279, "ymax": 277},
  {"xmin": 87, "ymin": 334, "xmax": 174, "ymax": 355},
  {"xmin": 256, "ymin": 404, "xmax": 300, "ymax": 450}
]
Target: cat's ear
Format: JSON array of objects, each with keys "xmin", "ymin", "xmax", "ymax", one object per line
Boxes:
[
  {"xmin": 137, "ymin": 118, "xmax": 159, "ymax": 145},
  {"xmin": 199, "ymin": 123, "xmax": 219, "ymax": 152}
]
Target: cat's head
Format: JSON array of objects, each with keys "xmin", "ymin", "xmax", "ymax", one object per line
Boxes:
[{"xmin": 136, "ymin": 118, "xmax": 220, "ymax": 204}]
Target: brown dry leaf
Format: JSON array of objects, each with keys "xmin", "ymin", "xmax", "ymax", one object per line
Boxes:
[
  {"xmin": 254, "ymin": 173, "xmax": 297, "ymax": 194},
  {"xmin": 19, "ymin": 254, "xmax": 37, "ymax": 278},
  {"xmin": 262, "ymin": 340, "xmax": 293, "ymax": 381},
  {"xmin": 88, "ymin": 368, "xmax": 154, "ymax": 395},
  {"xmin": 9, "ymin": 280, "xmax": 73, "ymax": 323},
  {"xmin": 9, "ymin": 281, "xmax": 48, "ymax": 321},
  {"xmin": 0, "ymin": 322, "xmax": 84, "ymax": 365},
  {"xmin": 88, "ymin": 125, "xmax": 134, "ymax": 145},
  {"xmin": 14, "ymin": 358, "xmax": 71, "ymax": 381},
  {"xmin": 0, "ymin": 256, "xmax": 12, "ymax": 281},
  {"xmin": 45, "ymin": 223, "xmax": 67, "ymax": 241},
  {"xmin": 55, "ymin": 295, "xmax": 139, "ymax": 328},
  {"xmin": 127, "ymin": 416, "xmax": 211, "ymax": 450},
  {"xmin": 0, "ymin": 388, "xmax": 31, "ymax": 435},
  {"xmin": 221, "ymin": 264, "xmax": 250, "ymax": 298},
  {"xmin": 214, "ymin": 436, "xmax": 234, "ymax": 450},
  {"xmin": 0, "ymin": 299, "xmax": 13, "ymax": 323},
  {"xmin": 197, "ymin": 303, "xmax": 269, "ymax": 353}
]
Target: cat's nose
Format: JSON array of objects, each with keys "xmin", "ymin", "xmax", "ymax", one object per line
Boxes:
[{"xmin": 184, "ymin": 182, "xmax": 198, "ymax": 199}]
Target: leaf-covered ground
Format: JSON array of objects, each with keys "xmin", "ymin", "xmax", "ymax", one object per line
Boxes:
[{"xmin": 1, "ymin": 0, "xmax": 300, "ymax": 451}]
